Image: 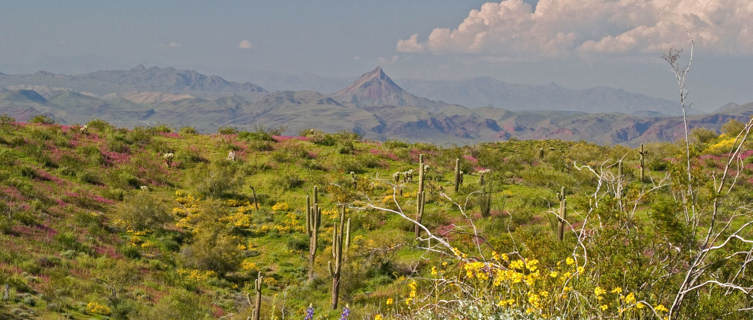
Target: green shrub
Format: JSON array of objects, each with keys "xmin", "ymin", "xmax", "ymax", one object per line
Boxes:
[
  {"xmin": 181, "ymin": 228, "xmax": 242, "ymax": 275},
  {"xmin": 30, "ymin": 115, "xmax": 54, "ymax": 124},
  {"xmin": 192, "ymin": 162, "xmax": 242, "ymax": 198},
  {"xmin": 218, "ymin": 127, "xmax": 239, "ymax": 135},
  {"xmin": 0, "ymin": 114, "xmax": 15, "ymax": 126},
  {"xmin": 78, "ymin": 170, "xmax": 103, "ymax": 185},
  {"xmin": 87, "ymin": 119, "xmax": 111, "ymax": 131},
  {"xmin": 179, "ymin": 126, "xmax": 198, "ymax": 135},
  {"xmin": 115, "ymin": 193, "xmax": 172, "ymax": 231}
]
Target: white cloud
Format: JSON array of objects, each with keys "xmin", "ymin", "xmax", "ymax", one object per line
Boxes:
[
  {"xmin": 396, "ymin": 34, "xmax": 424, "ymax": 53},
  {"xmin": 238, "ymin": 40, "xmax": 253, "ymax": 49},
  {"xmin": 167, "ymin": 41, "xmax": 181, "ymax": 48},
  {"xmin": 397, "ymin": 0, "xmax": 753, "ymax": 57}
]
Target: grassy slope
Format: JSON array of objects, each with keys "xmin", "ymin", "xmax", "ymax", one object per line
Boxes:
[{"xmin": 0, "ymin": 118, "xmax": 751, "ymax": 319}]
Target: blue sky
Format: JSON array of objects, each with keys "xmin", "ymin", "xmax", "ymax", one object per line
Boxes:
[{"xmin": 1, "ymin": 0, "xmax": 751, "ymax": 110}]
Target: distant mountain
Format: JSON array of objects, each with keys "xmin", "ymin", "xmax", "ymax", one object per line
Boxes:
[
  {"xmin": 715, "ymin": 102, "xmax": 753, "ymax": 115},
  {"xmin": 0, "ymin": 66, "xmax": 266, "ymax": 97},
  {"xmin": 0, "ymin": 66, "xmax": 750, "ymax": 146},
  {"xmin": 397, "ymin": 77, "xmax": 680, "ymax": 115},
  {"xmin": 332, "ymin": 67, "xmax": 453, "ymax": 110}
]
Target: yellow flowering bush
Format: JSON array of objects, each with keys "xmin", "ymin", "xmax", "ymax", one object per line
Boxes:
[
  {"xmin": 272, "ymin": 202, "xmax": 289, "ymax": 211},
  {"xmin": 86, "ymin": 301, "xmax": 112, "ymax": 315},
  {"xmin": 705, "ymin": 134, "xmax": 736, "ymax": 154}
]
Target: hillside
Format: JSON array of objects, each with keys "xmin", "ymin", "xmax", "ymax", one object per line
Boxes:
[{"xmin": 2, "ymin": 117, "xmax": 753, "ymax": 319}]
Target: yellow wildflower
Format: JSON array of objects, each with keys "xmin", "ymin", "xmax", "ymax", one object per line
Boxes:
[
  {"xmin": 655, "ymin": 304, "xmax": 668, "ymax": 313},
  {"xmin": 624, "ymin": 292, "xmax": 636, "ymax": 304},
  {"xmin": 600, "ymin": 304, "xmax": 608, "ymax": 311},
  {"xmin": 271, "ymin": 202, "xmax": 289, "ymax": 211},
  {"xmin": 566, "ymin": 257, "xmax": 574, "ymax": 265},
  {"xmin": 86, "ymin": 302, "xmax": 111, "ymax": 315},
  {"xmin": 386, "ymin": 298, "xmax": 393, "ymax": 305}
]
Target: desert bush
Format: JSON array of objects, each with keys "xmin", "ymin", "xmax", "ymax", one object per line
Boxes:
[
  {"xmin": 86, "ymin": 119, "xmax": 112, "ymax": 131},
  {"xmin": 137, "ymin": 289, "xmax": 210, "ymax": 320},
  {"xmin": 192, "ymin": 162, "xmax": 243, "ymax": 198},
  {"xmin": 30, "ymin": 115, "xmax": 54, "ymax": 124},
  {"xmin": 181, "ymin": 227, "xmax": 242, "ymax": 275},
  {"xmin": 218, "ymin": 127, "xmax": 239, "ymax": 135},
  {"xmin": 115, "ymin": 193, "xmax": 172, "ymax": 231},
  {"xmin": 179, "ymin": 126, "xmax": 198, "ymax": 135}
]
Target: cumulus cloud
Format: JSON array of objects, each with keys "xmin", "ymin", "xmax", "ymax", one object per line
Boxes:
[
  {"xmin": 238, "ymin": 40, "xmax": 253, "ymax": 49},
  {"xmin": 397, "ymin": 0, "xmax": 753, "ymax": 57},
  {"xmin": 396, "ymin": 34, "xmax": 424, "ymax": 53}
]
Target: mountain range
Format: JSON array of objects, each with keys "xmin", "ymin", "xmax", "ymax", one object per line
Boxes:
[{"xmin": 0, "ymin": 65, "xmax": 750, "ymax": 146}]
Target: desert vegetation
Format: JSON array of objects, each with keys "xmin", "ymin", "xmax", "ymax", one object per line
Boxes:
[{"xmin": 1, "ymin": 105, "xmax": 753, "ymax": 319}]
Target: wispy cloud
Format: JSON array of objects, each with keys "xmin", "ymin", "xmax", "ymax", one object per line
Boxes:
[
  {"xmin": 238, "ymin": 40, "xmax": 253, "ymax": 49},
  {"xmin": 397, "ymin": 0, "xmax": 753, "ymax": 57},
  {"xmin": 377, "ymin": 55, "xmax": 399, "ymax": 65},
  {"xmin": 167, "ymin": 41, "xmax": 182, "ymax": 48}
]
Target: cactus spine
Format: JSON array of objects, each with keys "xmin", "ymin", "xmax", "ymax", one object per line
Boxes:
[
  {"xmin": 454, "ymin": 158, "xmax": 462, "ymax": 192},
  {"xmin": 252, "ymin": 272, "xmax": 263, "ymax": 320},
  {"xmin": 639, "ymin": 144, "xmax": 648, "ymax": 182},
  {"xmin": 557, "ymin": 187, "xmax": 567, "ymax": 241},
  {"xmin": 329, "ymin": 206, "xmax": 348, "ymax": 309},
  {"xmin": 306, "ymin": 186, "xmax": 322, "ymax": 283},
  {"xmin": 414, "ymin": 154, "xmax": 426, "ymax": 238}
]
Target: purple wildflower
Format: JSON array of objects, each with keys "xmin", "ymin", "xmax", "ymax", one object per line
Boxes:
[
  {"xmin": 340, "ymin": 305, "xmax": 350, "ymax": 320},
  {"xmin": 304, "ymin": 304, "xmax": 314, "ymax": 320}
]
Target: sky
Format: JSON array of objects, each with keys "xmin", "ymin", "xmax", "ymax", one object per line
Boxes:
[{"xmin": 1, "ymin": 0, "xmax": 752, "ymax": 110}]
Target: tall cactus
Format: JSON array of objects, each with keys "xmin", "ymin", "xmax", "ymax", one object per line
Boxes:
[
  {"xmin": 252, "ymin": 272, "xmax": 263, "ymax": 320},
  {"xmin": 480, "ymin": 170, "xmax": 492, "ymax": 217},
  {"xmin": 639, "ymin": 144, "xmax": 648, "ymax": 182},
  {"xmin": 329, "ymin": 206, "xmax": 349, "ymax": 309},
  {"xmin": 454, "ymin": 158, "xmax": 462, "ymax": 192},
  {"xmin": 415, "ymin": 154, "xmax": 426, "ymax": 238},
  {"xmin": 557, "ymin": 187, "xmax": 567, "ymax": 241},
  {"xmin": 306, "ymin": 186, "xmax": 322, "ymax": 283},
  {"xmin": 250, "ymin": 186, "xmax": 259, "ymax": 212}
]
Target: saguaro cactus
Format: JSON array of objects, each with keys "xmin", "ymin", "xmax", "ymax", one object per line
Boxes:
[
  {"xmin": 454, "ymin": 158, "xmax": 462, "ymax": 192},
  {"xmin": 252, "ymin": 272, "xmax": 263, "ymax": 320},
  {"xmin": 557, "ymin": 187, "xmax": 567, "ymax": 241},
  {"xmin": 480, "ymin": 170, "xmax": 492, "ymax": 217},
  {"xmin": 250, "ymin": 186, "xmax": 259, "ymax": 211},
  {"xmin": 639, "ymin": 144, "xmax": 648, "ymax": 182},
  {"xmin": 306, "ymin": 186, "xmax": 322, "ymax": 283},
  {"xmin": 329, "ymin": 206, "xmax": 349, "ymax": 309},
  {"xmin": 350, "ymin": 171, "xmax": 357, "ymax": 189},
  {"xmin": 414, "ymin": 154, "xmax": 426, "ymax": 238}
]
